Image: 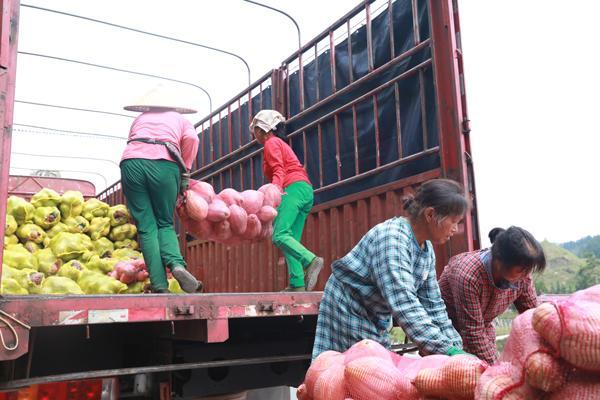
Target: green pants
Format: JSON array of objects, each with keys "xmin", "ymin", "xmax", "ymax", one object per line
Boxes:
[
  {"xmin": 120, "ymin": 159, "xmax": 186, "ymax": 290},
  {"xmin": 272, "ymin": 181, "xmax": 316, "ymax": 288}
]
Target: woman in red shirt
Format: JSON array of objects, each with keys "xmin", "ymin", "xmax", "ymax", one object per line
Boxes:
[
  {"xmin": 439, "ymin": 226, "xmax": 546, "ymax": 363},
  {"xmin": 250, "ymin": 110, "xmax": 323, "ymax": 291}
]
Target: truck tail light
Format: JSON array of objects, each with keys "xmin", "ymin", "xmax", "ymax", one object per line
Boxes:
[{"xmin": 0, "ymin": 378, "xmax": 117, "ymax": 400}]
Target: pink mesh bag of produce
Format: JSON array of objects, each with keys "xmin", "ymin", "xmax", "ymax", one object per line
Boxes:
[
  {"xmin": 403, "ymin": 354, "xmax": 448, "ymax": 380},
  {"xmin": 500, "ymin": 308, "xmax": 570, "ymax": 392},
  {"xmin": 412, "ymin": 355, "xmax": 488, "ymax": 399},
  {"xmin": 304, "ymin": 351, "xmax": 344, "ymax": 398},
  {"xmin": 475, "ymin": 362, "xmax": 541, "ymax": 400},
  {"xmin": 547, "ymin": 371, "xmax": 600, "ymax": 400},
  {"xmin": 533, "ymin": 285, "xmax": 600, "ymax": 372},
  {"xmin": 313, "ymin": 363, "xmax": 346, "ymax": 400},
  {"xmin": 343, "ymin": 339, "xmax": 393, "ymax": 365},
  {"xmin": 189, "ymin": 180, "xmax": 215, "ymax": 202},
  {"xmin": 345, "ymin": 356, "xmax": 419, "ymax": 400}
]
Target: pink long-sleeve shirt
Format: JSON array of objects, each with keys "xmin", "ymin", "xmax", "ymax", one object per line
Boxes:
[{"xmin": 121, "ymin": 111, "xmax": 199, "ymax": 170}]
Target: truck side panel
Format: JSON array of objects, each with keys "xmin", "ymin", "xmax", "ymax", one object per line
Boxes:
[{"xmin": 98, "ymin": 0, "xmax": 478, "ymax": 293}]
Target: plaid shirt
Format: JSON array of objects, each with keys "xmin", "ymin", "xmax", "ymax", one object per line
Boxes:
[
  {"xmin": 312, "ymin": 217, "xmax": 462, "ymax": 359},
  {"xmin": 438, "ymin": 249, "xmax": 538, "ymax": 364}
]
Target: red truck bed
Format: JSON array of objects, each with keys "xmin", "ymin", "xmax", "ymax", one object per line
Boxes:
[{"xmin": 0, "ymin": 0, "xmax": 477, "ymax": 396}]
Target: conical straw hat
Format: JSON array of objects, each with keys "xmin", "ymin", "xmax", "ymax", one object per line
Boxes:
[{"xmin": 124, "ymin": 84, "xmax": 197, "ymax": 114}]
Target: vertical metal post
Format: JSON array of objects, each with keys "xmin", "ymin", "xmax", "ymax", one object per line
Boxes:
[
  {"xmin": 240, "ymin": 162, "xmax": 245, "ymax": 191},
  {"xmin": 237, "ymin": 98, "xmax": 243, "ymax": 146},
  {"xmin": 373, "ymin": 95, "xmax": 381, "ymax": 167},
  {"xmin": 317, "ymin": 124, "xmax": 323, "ymax": 188},
  {"xmin": 352, "ymin": 105, "xmax": 359, "ymax": 174},
  {"xmin": 387, "ymin": 0, "xmax": 396, "ymax": 58},
  {"xmin": 430, "ymin": 0, "xmax": 478, "ymax": 262},
  {"xmin": 365, "ymin": 2, "xmax": 374, "ymax": 72},
  {"xmin": 394, "ymin": 83, "xmax": 403, "ymax": 158},
  {"xmin": 227, "ymin": 105, "xmax": 233, "ymax": 153},
  {"xmin": 218, "ymin": 110, "xmax": 223, "ymax": 161},
  {"xmin": 302, "ymin": 131, "xmax": 308, "ymax": 168},
  {"xmin": 299, "ymin": 52, "xmax": 305, "ymax": 111},
  {"xmin": 200, "ymin": 125, "xmax": 205, "ymax": 167},
  {"xmin": 329, "ymin": 31, "xmax": 337, "ymax": 92},
  {"xmin": 250, "ymin": 156, "xmax": 255, "ymax": 189},
  {"xmin": 412, "ymin": 0, "xmax": 429, "ymax": 150},
  {"xmin": 0, "ymin": 0, "xmax": 20, "ymax": 276},
  {"xmin": 334, "ymin": 114, "xmax": 342, "ymax": 182},
  {"xmin": 209, "ymin": 118, "xmax": 214, "ymax": 163},
  {"xmin": 285, "ymin": 64, "xmax": 291, "ymax": 118},
  {"xmin": 314, "ymin": 44, "xmax": 320, "ymax": 102},
  {"xmin": 346, "ymin": 20, "xmax": 354, "ymax": 83}
]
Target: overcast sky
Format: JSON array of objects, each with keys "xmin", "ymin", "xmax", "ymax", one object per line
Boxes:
[{"xmin": 9, "ymin": 0, "xmax": 599, "ymax": 244}]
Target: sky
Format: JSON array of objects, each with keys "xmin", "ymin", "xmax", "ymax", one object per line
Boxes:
[{"xmin": 8, "ymin": 0, "xmax": 600, "ymax": 244}]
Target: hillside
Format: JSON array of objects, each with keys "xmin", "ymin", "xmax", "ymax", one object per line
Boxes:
[
  {"xmin": 534, "ymin": 241, "xmax": 585, "ymax": 294},
  {"xmin": 562, "ymin": 235, "xmax": 600, "ymax": 258}
]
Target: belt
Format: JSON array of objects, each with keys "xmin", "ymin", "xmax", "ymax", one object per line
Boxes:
[{"xmin": 128, "ymin": 138, "xmax": 188, "ymax": 172}]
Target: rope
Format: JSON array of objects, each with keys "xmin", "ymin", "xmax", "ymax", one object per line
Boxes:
[{"xmin": 0, "ymin": 311, "xmax": 31, "ymax": 352}]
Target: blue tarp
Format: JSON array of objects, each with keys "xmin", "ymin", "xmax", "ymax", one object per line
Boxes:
[{"xmin": 194, "ymin": 0, "xmax": 438, "ymax": 204}]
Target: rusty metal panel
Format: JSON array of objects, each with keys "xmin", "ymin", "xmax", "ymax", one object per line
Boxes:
[
  {"xmin": 430, "ymin": 0, "xmax": 480, "ymax": 255},
  {"xmin": 185, "ymin": 169, "xmax": 452, "ymax": 293},
  {"xmin": 96, "ymin": 181, "xmax": 125, "ymax": 206},
  {"xmin": 8, "ymin": 175, "xmax": 96, "ymax": 199},
  {"xmin": 0, "ymin": 0, "xmax": 20, "ymax": 277}
]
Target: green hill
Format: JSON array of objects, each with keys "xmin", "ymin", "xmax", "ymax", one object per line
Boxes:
[
  {"xmin": 562, "ymin": 235, "xmax": 600, "ymax": 258},
  {"xmin": 534, "ymin": 241, "xmax": 585, "ymax": 294}
]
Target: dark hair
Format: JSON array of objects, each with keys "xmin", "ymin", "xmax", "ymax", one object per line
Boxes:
[
  {"xmin": 272, "ymin": 121, "xmax": 287, "ymax": 141},
  {"xmin": 489, "ymin": 226, "xmax": 546, "ymax": 273},
  {"xmin": 402, "ymin": 179, "xmax": 468, "ymax": 220}
]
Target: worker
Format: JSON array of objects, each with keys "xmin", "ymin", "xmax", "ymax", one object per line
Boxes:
[
  {"xmin": 249, "ymin": 109, "xmax": 323, "ymax": 292},
  {"xmin": 312, "ymin": 179, "xmax": 468, "ymax": 359},
  {"xmin": 439, "ymin": 226, "xmax": 546, "ymax": 364},
  {"xmin": 120, "ymin": 85, "xmax": 201, "ymax": 294}
]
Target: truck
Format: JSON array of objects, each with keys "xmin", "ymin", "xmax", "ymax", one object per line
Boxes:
[{"xmin": 0, "ymin": 0, "xmax": 478, "ymax": 398}]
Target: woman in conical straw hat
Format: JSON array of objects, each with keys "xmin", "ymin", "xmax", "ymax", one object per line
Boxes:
[
  {"xmin": 250, "ymin": 109, "xmax": 324, "ymax": 292},
  {"xmin": 120, "ymin": 84, "xmax": 201, "ymax": 294}
]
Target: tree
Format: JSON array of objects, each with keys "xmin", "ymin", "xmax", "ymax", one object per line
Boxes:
[{"xmin": 575, "ymin": 257, "xmax": 600, "ymax": 290}]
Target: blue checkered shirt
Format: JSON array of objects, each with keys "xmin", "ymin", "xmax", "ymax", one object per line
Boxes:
[{"xmin": 312, "ymin": 217, "xmax": 462, "ymax": 359}]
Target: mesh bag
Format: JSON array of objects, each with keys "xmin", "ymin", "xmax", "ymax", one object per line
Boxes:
[
  {"xmin": 59, "ymin": 190, "xmax": 84, "ymax": 219},
  {"xmin": 345, "ymin": 356, "xmax": 419, "ymax": 400},
  {"xmin": 500, "ymin": 308, "xmax": 569, "ymax": 392},
  {"xmin": 533, "ymin": 285, "xmax": 600, "ymax": 372},
  {"xmin": 413, "ymin": 355, "xmax": 487, "ymax": 399},
  {"xmin": 475, "ymin": 362, "xmax": 541, "ymax": 400},
  {"xmin": 313, "ymin": 363, "xmax": 347, "ymax": 400}
]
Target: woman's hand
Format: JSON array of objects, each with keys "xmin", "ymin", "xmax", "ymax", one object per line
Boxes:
[
  {"xmin": 446, "ymin": 346, "xmax": 476, "ymax": 357},
  {"xmin": 180, "ymin": 173, "xmax": 191, "ymax": 194}
]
